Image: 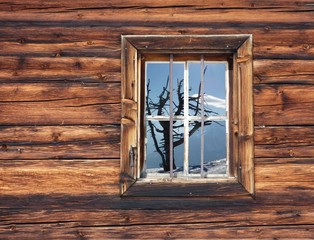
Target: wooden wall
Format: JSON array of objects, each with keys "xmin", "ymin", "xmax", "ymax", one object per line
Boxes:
[{"xmin": 0, "ymin": 1, "xmax": 313, "ymax": 238}]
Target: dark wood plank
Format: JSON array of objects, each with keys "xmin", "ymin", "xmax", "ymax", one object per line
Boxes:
[
  {"xmin": 254, "ymin": 84, "xmax": 314, "ymax": 106},
  {"xmin": 256, "ymin": 181, "xmax": 314, "ymax": 204},
  {"xmin": 1, "ymin": 27, "xmax": 313, "ymax": 60},
  {"xmin": 254, "ymin": 60, "xmax": 314, "ymax": 84},
  {"xmin": 123, "ymin": 180, "xmax": 251, "ymax": 198},
  {"xmin": 0, "ymin": 41, "xmax": 120, "ymax": 58},
  {"xmin": 2, "ymin": 205, "xmax": 314, "ymax": 227},
  {"xmin": 255, "ymin": 127, "xmax": 314, "ymax": 157},
  {"xmin": 236, "ymin": 36, "xmax": 254, "ymax": 194},
  {"xmin": 0, "ymin": 102, "xmax": 120, "ymax": 125},
  {"xmin": 255, "ymin": 103, "xmax": 314, "ymax": 126},
  {"xmin": 255, "ymin": 158, "xmax": 314, "ymax": 181},
  {"xmin": 0, "ymin": 8, "xmax": 313, "ymax": 25},
  {"xmin": 0, "ymin": 57, "xmax": 120, "ymax": 82},
  {"xmin": 0, "ymin": 159, "xmax": 119, "ymax": 196},
  {"xmin": 1, "ymin": 0, "xmax": 314, "ymax": 11},
  {"xmin": 0, "ymin": 125, "xmax": 120, "ymax": 159},
  {"xmin": 0, "ymin": 223, "xmax": 313, "ymax": 239},
  {"xmin": 255, "ymin": 126, "xmax": 314, "ymax": 146},
  {"xmin": 0, "ymin": 82, "xmax": 120, "ymax": 102},
  {"xmin": 126, "ymin": 35, "xmax": 248, "ymax": 51}
]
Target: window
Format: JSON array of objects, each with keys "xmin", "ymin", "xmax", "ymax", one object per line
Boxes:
[
  {"xmin": 121, "ymin": 35, "xmax": 254, "ymax": 198},
  {"xmin": 144, "ymin": 56, "xmax": 229, "ymax": 179}
]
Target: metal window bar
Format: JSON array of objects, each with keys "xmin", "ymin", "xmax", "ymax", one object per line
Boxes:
[
  {"xmin": 169, "ymin": 54, "xmax": 174, "ymax": 178},
  {"xmin": 200, "ymin": 55, "xmax": 205, "ymax": 178},
  {"xmin": 183, "ymin": 60, "xmax": 189, "ymax": 176}
]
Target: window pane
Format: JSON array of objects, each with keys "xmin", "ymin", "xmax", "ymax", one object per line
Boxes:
[
  {"xmin": 203, "ymin": 63, "xmax": 226, "ymax": 116},
  {"xmin": 146, "ymin": 63, "xmax": 170, "ymax": 116},
  {"xmin": 172, "ymin": 63, "xmax": 185, "ymax": 116},
  {"xmin": 173, "ymin": 120, "xmax": 184, "ymax": 175},
  {"xmin": 146, "ymin": 120, "xmax": 168, "ymax": 172},
  {"xmin": 188, "ymin": 62, "xmax": 202, "ymax": 116},
  {"xmin": 188, "ymin": 121, "xmax": 201, "ymax": 174},
  {"xmin": 146, "ymin": 62, "xmax": 184, "ymax": 117},
  {"xmin": 188, "ymin": 62, "xmax": 226, "ymax": 117},
  {"xmin": 204, "ymin": 121, "xmax": 227, "ymax": 174}
]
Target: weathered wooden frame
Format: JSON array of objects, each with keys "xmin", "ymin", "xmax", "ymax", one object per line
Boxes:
[{"xmin": 121, "ymin": 35, "xmax": 254, "ymax": 198}]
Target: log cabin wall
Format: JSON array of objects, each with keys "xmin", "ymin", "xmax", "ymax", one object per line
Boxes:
[{"xmin": 0, "ymin": 1, "xmax": 313, "ymax": 238}]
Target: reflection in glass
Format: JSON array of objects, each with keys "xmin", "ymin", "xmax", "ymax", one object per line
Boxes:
[
  {"xmin": 146, "ymin": 62, "xmax": 184, "ymax": 117},
  {"xmin": 146, "ymin": 120, "xmax": 185, "ymax": 173},
  {"xmin": 173, "ymin": 121, "xmax": 184, "ymax": 174},
  {"xmin": 146, "ymin": 63, "xmax": 170, "ymax": 116},
  {"xmin": 189, "ymin": 62, "xmax": 226, "ymax": 117},
  {"xmin": 188, "ymin": 121, "xmax": 201, "ymax": 174},
  {"xmin": 145, "ymin": 60, "xmax": 228, "ymax": 177},
  {"xmin": 204, "ymin": 121, "xmax": 227, "ymax": 174}
]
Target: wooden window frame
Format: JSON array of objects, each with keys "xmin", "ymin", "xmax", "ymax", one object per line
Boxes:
[{"xmin": 121, "ymin": 35, "xmax": 254, "ymax": 198}]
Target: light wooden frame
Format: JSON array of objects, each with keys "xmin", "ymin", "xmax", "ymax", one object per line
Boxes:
[{"xmin": 121, "ymin": 35, "xmax": 254, "ymax": 198}]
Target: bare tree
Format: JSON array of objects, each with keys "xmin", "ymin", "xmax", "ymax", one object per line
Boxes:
[{"xmin": 146, "ymin": 67, "xmax": 214, "ymax": 172}]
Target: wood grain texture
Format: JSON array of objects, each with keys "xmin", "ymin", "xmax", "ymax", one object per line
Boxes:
[
  {"xmin": 255, "ymin": 126, "xmax": 314, "ymax": 146},
  {"xmin": 0, "ymin": 223, "xmax": 313, "ymax": 239},
  {"xmin": 1, "ymin": 0, "xmax": 314, "ymax": 11},
  {"xmin": 2, "ymin": 205, "xmax": 314, "ymax": 227},
  {"xmin": 255, "ymin": 158, "xmax": 314, "ymax": 181},
  {"xmin": 0, "ymin": 8, "xmax": 313, "ymax": 25},
  {"xmin": 0, "ymin": 159, "xmax": 119, "ymax": 195},
  {"xmin": 254, "ymin": 60, "xmax": 314, "ymax": 84},
  {"xmin": 254, "ymin": 85, "xmax": 314, "ymax": 125},
  {"xmin": 0, "ymin": 0, "xmax": 314, "ymax": 238},
  {"xmin": 0, "ymin": 102, "xmax": 120, "ymax": 125},
  {"xmin": 0, "ymin": 82, "xmax": 120, "ymax": 102},
  {"xmin": 0, "ymin": 125, "xmax": 119, "ymax": 159},
  {"xmin": 123, "ymin": 180, "xmax": 250, "ymax": 198}
]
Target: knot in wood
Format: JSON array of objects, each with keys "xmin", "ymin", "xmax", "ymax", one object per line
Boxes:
[{"xmin": 303, "ymin": 44, "xmax": 311, "ymax": 51}]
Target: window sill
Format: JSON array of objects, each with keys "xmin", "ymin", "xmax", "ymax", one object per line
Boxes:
[{"xmin": 122, "ymin": 179, "xmax": 252, "ymax": 199}]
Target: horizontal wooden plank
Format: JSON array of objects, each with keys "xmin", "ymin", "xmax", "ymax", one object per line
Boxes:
[
  {"xmin": 254, "ymin": 102, "xmax": 314, "ymax": 125},
  {"xmin": 255, "ymin": 127, "xmax": 314, "ymax": 157},
  {"xmin": 255, "ymin": 158, "xmax": 314, "ymax": 181},
  {"xmin": 255, "ymin": 126, "xmax": 314, "ymax": 146},
  {"xmin": 0, "ymin": 41, "xmax": 120, "ymax": 58},
  {"xmin": 0, "ymin": 82, "xmax": 120, "ymax": 102},
  {"xmin": 0, "ymin": 223, "xmax": 313, "ymax": 239},
  {"xmin": 256, "ymin": 181, "xmax": 314, "ymax": 204},
  {"xmin": 0, "ymin": 28, "xmax": 313, "ymax": 59},
  {"xmin": 0, "ymin": 8, "xmax": 313, "ymax": 25},
  {"xmin": 0, "ymin": 159, "xmax": 119, "ymax": 195},
  {"xmin": 126, "ymin": 35, "xmax": 248, "ymax": 50},
  {"xmin": 254, "ymin": 84, "xmax": 314, "ymax": 106},
  {"xmin": 0, "ymin": 125, "xmax": 120, "ymax": 159},
  {"xmin": 0, "ymin": 56, "xmax": 119, "ymax": 71},
  {"xmin": 254, "ymin": 59, "xmax": 314, "ymax": 84},
  {"xmin": 0, "ymin": 125, "xmax": 119, "ymax": 143},
  {"xmin": 2, "ymin": 205, "xmax": 314, "ymax": 228},
  {"xmin": 0, "ymin": 102, "xmax": 121, "ymax": 125},
  {"xmin": 124, "ymin": 180, "xmax": 250, "ymax": 198},
  {"xmin": 255, "ymin": 145, "xmax": 314, "ymax": 158},
  {"xmin": 0, "ymin": 56, "xmax": 120, "ymax": 82},
  {"xmin": 1, "ymin": 0, "xmax": 314, "ymax": 11}
]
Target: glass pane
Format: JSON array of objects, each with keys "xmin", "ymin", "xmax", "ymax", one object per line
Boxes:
[
  {"xmin": 188, "ymin": 62, "xmax": 201, "ymax": 116},
  {"xmin": 146, "ymin": 62, "xmax": 170, "ymax": 116},
  {"xmin": 188, "ymin": 121, "xmax": 201, "ymax": 174},
  {"xmin": 173, "ymin": 120, "xmax": 184, "ymax": 175},
  {"xmin": 146, "ymin": 120, "xmax": 170, "ymax": 173},
  {"xmin": 146, "ymin": 62, "xmax": 184, "ymax": 117},
  {"xmin": 204, "ymin": 121, "xmax": 227, "ymax": 174},
  {"xmin": 172, "ymin": 63, "xmax": 185, "ymax": 116},
  {"xmin": 203, "ymin": 63, "xmax": 227, "ymax": 116},
  {"xmin": 188, "ymin": 62, "xmax": 227, "ymax": 117}
]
